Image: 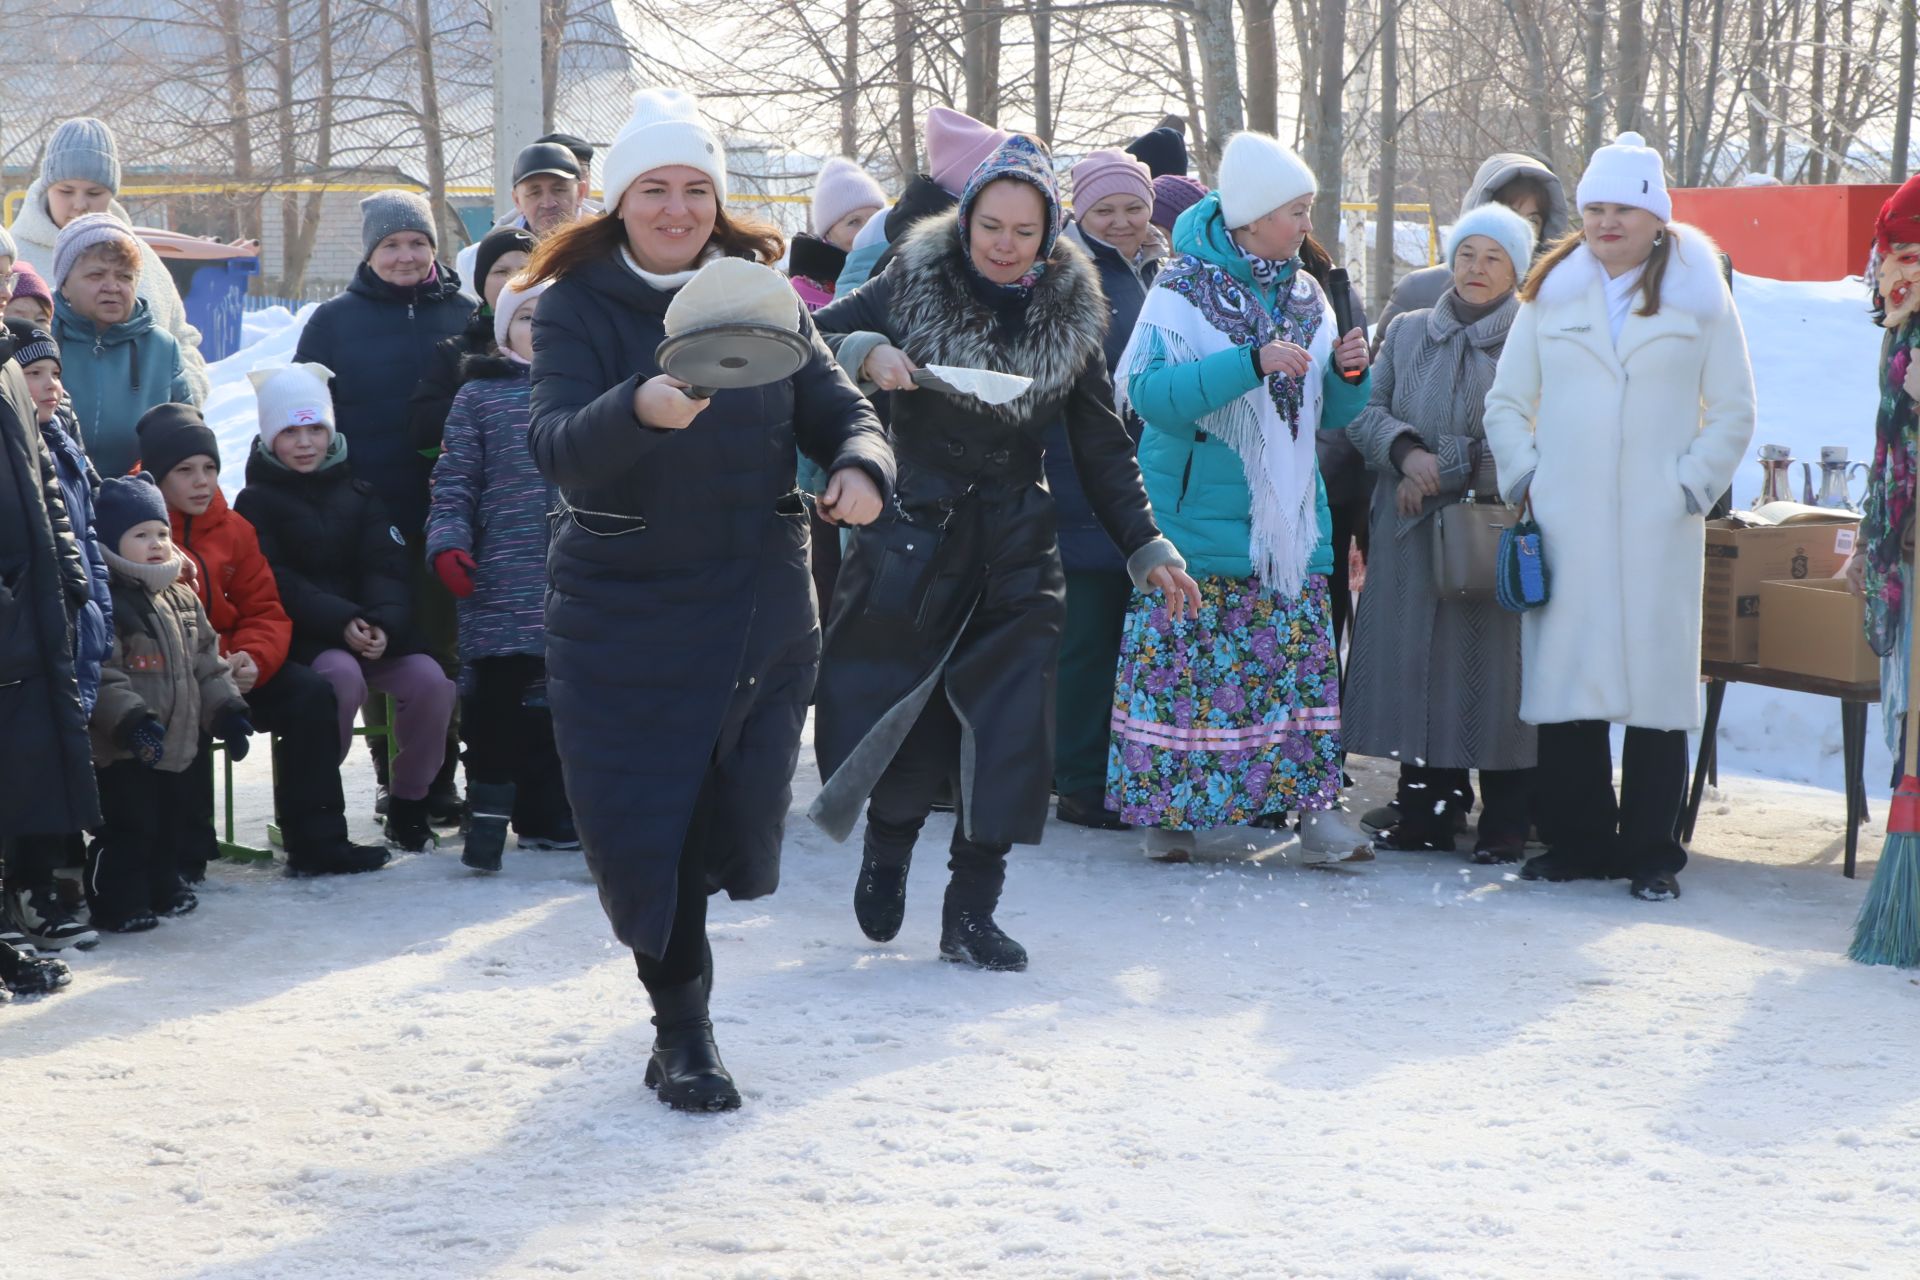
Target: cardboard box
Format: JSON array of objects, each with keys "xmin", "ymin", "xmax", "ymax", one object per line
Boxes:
[
  {"xmin": 1702, "ymin": 519, "xmax": 1858, "ymax": 662},
  {"xmin": 1757, "ymin": 578, "xmax": 1878, "ymax": 684}
]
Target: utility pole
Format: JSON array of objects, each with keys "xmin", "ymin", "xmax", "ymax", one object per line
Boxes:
[{"xmin": 493, "ymin": 0, "xmax": 545, "ymax": 217}]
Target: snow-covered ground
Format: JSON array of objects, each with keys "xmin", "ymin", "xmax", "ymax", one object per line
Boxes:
[
  {"xmin": 8, "ymin": 276, "xmax": 1915, "ymax": 1278},
  {"xmin": 6, "ymin": 743, "xmax": 1918, "ymax": 1279}
]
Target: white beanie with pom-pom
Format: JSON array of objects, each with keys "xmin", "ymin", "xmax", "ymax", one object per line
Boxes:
[
  {"xmin": 600, "ymin": 88, "xmax": 727, "ymax": 212},
  {"xmin": 1576, "ymin": 131, "xmax": 1672, "ymax": 222}
]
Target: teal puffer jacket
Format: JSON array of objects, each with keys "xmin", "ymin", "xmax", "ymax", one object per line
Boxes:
[
  {"xmin": 52, "ymin": 295, "xmax": 195, "ymax": 480},
  {"xmin": 1126, "ymin": 193, "xmax": 1370, "ymax": 581}
]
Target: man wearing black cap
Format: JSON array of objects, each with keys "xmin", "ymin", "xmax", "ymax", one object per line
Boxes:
[
  {"xmin": 537, "ymin": 132, "xmax": 597, "ymax": 210},
  {"xmin": 454, "ymin": 141, "xmax": 586, "ymax": 293},
  {"xmin": 509, "ymin": 141, "xmax": 582, "ymax": 236}
]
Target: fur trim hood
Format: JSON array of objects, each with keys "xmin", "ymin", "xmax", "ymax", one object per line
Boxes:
[
  {"xmin": 1533, "ymin": 222, "xmax": 1729, "ymax": 319},
  {"xmin": 457, "ymin": 351, "xmax": 526, "ymax": 385},
  {"xmin": 889, "ymin": 209, "xmax": 1108, "ymax": 423}
]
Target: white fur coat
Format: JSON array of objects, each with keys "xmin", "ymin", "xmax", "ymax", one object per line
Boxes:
[{"xmin": 1483, "ymin": 224, "xmax": 1755, "ymax": 731}]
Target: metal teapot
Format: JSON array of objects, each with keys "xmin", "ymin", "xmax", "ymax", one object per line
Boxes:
[{"xmin": 1799, "ymin": 445, "xmax": 1870, "ymax": 512}]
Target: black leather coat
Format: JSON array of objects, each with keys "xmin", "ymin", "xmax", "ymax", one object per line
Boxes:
[{"xmin": 809, "ymin": 212, "xmax": 1169, "ymax": 847}]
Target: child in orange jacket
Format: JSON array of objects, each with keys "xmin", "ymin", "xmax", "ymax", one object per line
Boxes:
[{"xmin": 137, "ymin": 404, "xmax": 389, "ymax": 878}]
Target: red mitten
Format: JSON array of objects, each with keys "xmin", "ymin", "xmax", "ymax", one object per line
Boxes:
[{"xmin": 433, "ymin": 548, "xmax": 477, "ymax": 598}]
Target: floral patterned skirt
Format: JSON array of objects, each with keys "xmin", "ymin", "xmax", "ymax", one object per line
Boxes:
[{"xmin": 1105, "ymin": 573, "xmax": 1343, "ymax": 831}]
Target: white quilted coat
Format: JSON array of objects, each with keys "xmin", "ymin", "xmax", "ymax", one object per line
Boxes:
[{"xmin": 1483, "ymin": 225, "xmax": 1755, "ymax": 731}]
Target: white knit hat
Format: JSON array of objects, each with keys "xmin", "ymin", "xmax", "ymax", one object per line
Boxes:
[
  {"xmin": 248, "ymin": 362, "xmax": 336, "ymax": 450},
  {"xmin": 493, "ymin": 277, "xmax": 551, "ymax": 352},
  {"xmin": 1445, "ymin": 203, "xmax": 1537, "ymax": 279},
  {"xmin": 1216, "ymin": 131, "xmax": 1318, "ymax": 229},
  {"xmin": 601, "ymin": 88, "xmax": 727, "ymax": 212},
  {"xmin": 811, "ymin": 158, "xmax": 887, "ymax": 236},
  {"xmin": 1575, "ymin": 131, "xmax": 1672, "ymax": 222}
]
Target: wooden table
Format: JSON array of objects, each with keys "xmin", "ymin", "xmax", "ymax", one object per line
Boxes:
[{"xmin": 1683, "ymin": 660, "xmax": 1878, "ymax": 877}]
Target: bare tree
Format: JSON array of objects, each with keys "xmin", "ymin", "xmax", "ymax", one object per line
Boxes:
[
  {"xmin": 1242, "ymin": 0, "xmax": 1280, "ymax": 137},
  {"xmin": 1312, "ymin": 0, "xmax": 1347, "ymax": 246},
  {"xmin": 1373, "ymin": 0, "xmax": 1400, "ymax": 315},
  {"xmin": 1899, "ymin": 0, "xmax": 1918, "ymax": 181}
]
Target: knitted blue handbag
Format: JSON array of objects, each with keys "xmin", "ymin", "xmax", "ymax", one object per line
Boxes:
[{"xmin": 1495, "ymin": 497, "xmax": 1550, "ymax": 613}]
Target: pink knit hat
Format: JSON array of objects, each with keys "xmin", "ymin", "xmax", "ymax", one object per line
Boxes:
[
  {"xmin": 812, "ymin": 157, "xmax": 888, "ymax": 236},
  {"xmin": 8, "ymin": 262, "xmax": 52, "ymax": 311},
  {"xmin": 1070, "ymin": 149, "xmax": 1153, "ymax": 214},
  {"xmin": 926, "ymin": 107, "xmax": 1012, "ymax": 196}
]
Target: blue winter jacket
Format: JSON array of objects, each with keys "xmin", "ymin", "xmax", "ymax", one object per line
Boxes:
[
  {"xmin": 52, "ymin": 295, "xmax": 195, "ymax": 479},
  {"xmin": 1127, "ymin": 194, "xmax": 1371, "ymax": 581},
  {"xmin": 38, "ymin": 408, "xmax": 111, "ymax": 715},
  {"xmin": 423, "ymin": 357, "xmax": 555, "ymax": 660}
]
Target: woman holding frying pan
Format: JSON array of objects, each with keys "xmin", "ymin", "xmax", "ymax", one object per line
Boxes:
[
  {"xmin": 809, "ymin": 135, "xmax": 1199, "ymax": 973},
  {"xmin": 523, "ymin": 88, "xmax": 893, "ymax": 1113}
]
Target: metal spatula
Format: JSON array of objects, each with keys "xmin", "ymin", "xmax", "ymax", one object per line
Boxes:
[{"xmin": 911, "ymin": 364, "xmax": 1034, "ymax": 406}]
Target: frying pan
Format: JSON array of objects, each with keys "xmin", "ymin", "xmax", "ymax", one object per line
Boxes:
[
  {"xmin": 655, "ymin": 257, "xmax": 811, "ymax": 400},
  {"xmin": 655, "ymin": 323, "xmax": 812, "ymax": 400}
]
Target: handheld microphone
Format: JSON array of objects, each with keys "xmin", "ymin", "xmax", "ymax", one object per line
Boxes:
[{"xmin": 1325, "ymin": 267, "xmax": 1366, "ymax": 385}]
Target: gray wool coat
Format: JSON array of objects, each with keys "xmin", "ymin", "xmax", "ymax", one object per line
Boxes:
[{"xmin": 1341, "ymin": 291, "xmax": 1536, "ymax": 772}]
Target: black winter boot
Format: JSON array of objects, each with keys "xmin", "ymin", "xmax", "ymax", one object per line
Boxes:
[
  {"xmin": 0, "ymin": 939, "xmax": 71, "ymax": 996},
  {"xmin": 642, "ymin": 978, "xmax": 741, "ymax": 1112},
  {"xmin": 425, "ymin": 747, "xmax": 466, "ymax": 828},
  {"xmin": 939, "ymin": 847, "xmax": 1026, "ymax": 972},
  {"xmin": 384, "ymin": 796, "xmax": 437, "ymax": 853},
  {"xmin": 462, "ymin": 782, "xmax": 514, "ymax": 873},
  {"xmin": 286, "ymin": 839, "xmax": 391, "ymax": 877},
  {"xmin": 369, "ymin": 735, "xmax": 391, "ymax": 817},
  {"xmin": 854, "ymin": 821, "xmax": 914, "ymax": 943}
]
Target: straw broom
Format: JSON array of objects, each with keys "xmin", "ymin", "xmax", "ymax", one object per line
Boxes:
[{"xmin": 1849, "ymin": 492, "xmax": 1920, "ymax": 967}]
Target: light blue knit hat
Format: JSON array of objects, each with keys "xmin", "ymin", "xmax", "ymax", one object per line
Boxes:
[
  {"xmin": 42, "ymin": 118, "xmax": 121, "ymax": 193},
  {"xmin": 1445, "ymin": 202, "xmax": 1536, "ymax": 278}
]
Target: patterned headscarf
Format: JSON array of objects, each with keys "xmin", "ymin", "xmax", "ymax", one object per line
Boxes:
[{"xmin": 956, "ymin": 135, "xmax": 1064, "ymax": 298}]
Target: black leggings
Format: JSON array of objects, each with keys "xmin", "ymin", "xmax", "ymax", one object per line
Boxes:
[
  {"xmin": 632, "ymin": 768, "xmax": 722, "ymax": 992},
  {"xmin": 464, "ymin": 654, "xmax": 545, "ymax": 786},
  {"xmin": 863, "ymin": 688, "xmax": 1012, "ymax": 910}
]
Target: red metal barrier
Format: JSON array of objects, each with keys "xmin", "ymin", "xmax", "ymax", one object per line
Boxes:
[{"xmin": 1669, "ymin": 184, "xmax": 1896, "ymax": 281}]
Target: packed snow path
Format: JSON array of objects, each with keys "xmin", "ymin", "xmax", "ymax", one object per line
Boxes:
[{"xmin": 6, "ymin": 744, "xmax": 1917, "ymax": 1279}]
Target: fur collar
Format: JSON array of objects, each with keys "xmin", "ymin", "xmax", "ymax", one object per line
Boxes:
[
  {"xmin": 889, "ymin": 209, "xmax": 1108, "ymax": 422},
  {"xmin": 1533, "ymin": 222, "xmax": 1729, "ymax": 319},
  {"xmin": 458, "ymin": 352, "xmax": 524, "ymax": 384}
]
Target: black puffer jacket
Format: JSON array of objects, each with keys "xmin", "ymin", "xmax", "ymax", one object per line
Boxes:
[
  {"xmin": 528, "ymin": 250, "xmax": 893, "ymax": 960},
  {"xmin": 0, "ymin": 358, "xmax": 98, "ymax": 837},
  {"xmin": 293, "ymin": 262, "xmax": 472, "ymax": 539},
  {"xmin": 233, "ymin": 438, "xmax": 419, "ymax": 665},
  {"xmin": 409, "ymin": 307, "xmax": 494, "ymax": 455},
  {"xmin": 809, "ymin": 211, "xmax": 1177, "ymax": 847}
]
